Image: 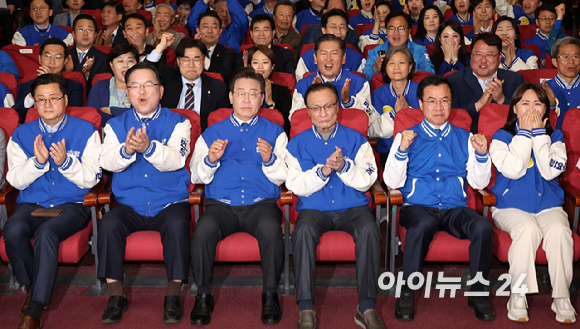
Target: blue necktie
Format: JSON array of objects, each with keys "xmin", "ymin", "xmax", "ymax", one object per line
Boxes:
[{"xmin": 435, "ymin": 128, "xmax": 441, "ymax": 134}]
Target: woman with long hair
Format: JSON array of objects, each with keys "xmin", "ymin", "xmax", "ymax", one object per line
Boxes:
[
  {"xmin": 432, "ymin": 19, "xmax": 470, "ymax": 75},
  {"xmin": 413, "ymin": 5, "xmax": 443, "ymax": 46},
  {"xmin": 491, "ymin": 16, "xmax": 538, "ymax": 71}
]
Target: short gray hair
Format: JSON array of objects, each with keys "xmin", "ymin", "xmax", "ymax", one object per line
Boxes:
[
  {"xmin": 551, "ymin": 37, "xmax": 580, "ymax": 58},
  {"xmin": 155, "ymin": 3, "xmax": 175, "ymax": 16}
]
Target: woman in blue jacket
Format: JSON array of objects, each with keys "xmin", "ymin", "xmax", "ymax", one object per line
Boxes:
[
  {"xmin": 491, "ymin": 16, "xmax": 538, "ymax": 72},
  {"xmin": 490, "ymin": 83, "xmax": 575, "ymax": 324}
]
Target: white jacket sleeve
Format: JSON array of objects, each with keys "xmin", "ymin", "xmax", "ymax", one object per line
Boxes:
[
  {"xmin": 289, "ymin": 88, "xmax": 306, "ymax": 121},
  {"xmin": 577, "ymin": 157, "xmax": 580, "ymax": 170},
  {"xmin": 4, "ymin": 94, "xmax": 14, "ymax": 108},
  {"xmin": 6, "ymin": 137, "xmax": 49, "ymax": 189},
  {"xmin": 503, "ymin": 55, "xmax": 538, "ymax": 72},
  {"xmin": 466, "ymin": 133, "xmax": 491, "ymax": 189},
  {"xmin": 490, "ymin": 134, "xmax": 532, "ymax": 180},
  {"xmin": 11, "ymin": 31, "xmax": 25, "ymax": 46},
  {"xmin": 285, "ymin": 148, "xmax": 330, "ymax": 197},
  {"xmin": 59, "ymin": 130, "xmax": 101, "ymax": 189},
  {"xmin": 336, "ymin": 142, "xmax": 377, "ymax": 191},
  {"xmin": 295, "ymin": 58, "xmax": 308, "ymax": 81},
  {"xmin": 144, "ymin": 120, "xmax": 191, "ymax": 172},
  {"xmin": 532, "ymin": 134, "xmax": 567, "ymax": 181},
  {"xmin": 189, "ymin": 136, "xmax": 220, "ymax": 184},
  {"xmin": 261, "ymin": 132, "xmax": 288, "ymax": 186},
  {"xmin": 358, "ymin": 33, "xmax": 381, "ymax": 52},
  {"xmin": 383, "ymin": 132, "xmax": 408, "ymax": 188},
  {"xmin": 495, "ymin": 0, "xmax": 515, "ymax": 17},
  {"xmin": 99, "ymin": 124, "xmax": 137, "ymax": 172},
  {"xmin": 356, "ymin": 58, "xmax": 366, "ymax": 73},
  {"xmin": 63, "ymin": 33, "xmax": 74, "ymax": 46}
]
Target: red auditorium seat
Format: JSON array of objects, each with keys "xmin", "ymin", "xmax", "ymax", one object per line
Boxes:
[
  {"xmin": 0, "ymin": 72, "xmax": 18, "ymax": 98},
  {"xmin": 3, "ymin": 45, "xmax": 40, "ymax": 83},
  {"xmin": 561, "ymin": 108, "xmax": 580, "ymax": 235},
  {"xmin": 270, "ymin": 72, "xmax": 296, "ymax": 95},
  {"xmin": 519, "ymin": 69, "xmax": 557, "ymax": 84}
]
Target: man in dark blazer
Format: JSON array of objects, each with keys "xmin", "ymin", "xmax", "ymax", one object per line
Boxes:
[
  {"xmin": 235, "ymin": 15, "xmax": 295, "ymax": 75},
  {"xmin": 273, "ymin": 1, "xmax": 302, "ymax": 62},
  {"xmin": 149, "ymin": 35, "xmax": 230, "ymax": 132},
  {"xmin": 447, "ymin": 33, "xmax": 526, "ymax": 133},
  {"xmin": 96, "ymin": 1, "xmax": 128, "ymax": 46},
  {"xmin": 66, "ymin": 14, "xmax": 109, "ymax": 94},
  {"xmin": 14, "ymin": 38, "xmax": 84, "ymax": 123},
  {"xmin": 195, "ymin": 10, "xmax": 237, "ymax": 83}
]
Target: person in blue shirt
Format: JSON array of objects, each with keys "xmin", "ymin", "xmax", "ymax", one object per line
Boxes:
[
  {"xmin": 363, "ymin": 10, "xmax": 435, "ymax": 81},
  {"xmin": 358, "ymin": 0, "xmax": 392, "ymax": 51},
  {"xmin": 489, "ymin": 83, "xmax": 576, "ymax": 324},
  {"xmin": 12, "ymin": 0, "xmax": 74, "ymax": 46},
  {"xmin": 0, "ymin": 50, "xmax": 19, "ymax": 81},
  {"xmin": 296, "ymin": 0, "xmax": 325, "ymax": 33},
  {"xmin": 349, "ymin": 0, "xmax": 376, "ymax": 27},
  {"xmin": 432, "ymin": 19, "xmax": 470, "ymax": 75},
  {"xmin": 372, "ymin": 45, "xmax": 419, "ymax": 165},
  {"xmin": 465, "ymin": 0, "xmax": 495, "ymax": 41},
  {"xmin": 492, "ymin": 16, "xmax": 538, "ymax": 71},
  {"xmin": 496, "ymin": 0, "xmax": 541, "ymax": 25},
  {"xmin": 250, "ymin": 0, "xmax": 276, "ymax": 17},
  {"xmin": 447, "ymin": 0, "xmax": 473, "ymax": 25},
  {"xmin": 523, "ymin": 3, "xmax": 567, "ymax": 68},
  {"xmin": 384, "ymin": 75, "xmax": 495, "ymax": 322},
  {"xmin": 406, "ymin": 0, "xmax": 426, "ymax": 24},
  {"xmin": 413, "ymin": 5, "xmax": 443, "ymax": 46},
  {"xmin": 188, "ymin": 0, "xmax": 248, "ymax": 52}
]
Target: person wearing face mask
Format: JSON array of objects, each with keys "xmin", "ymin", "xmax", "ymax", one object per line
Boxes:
[
  {"xmin": 496, "ymin": 0, "xmax": 542, "ymax": 25},
  {"xmin": 413, "ymin": 5, "xmax": 443, "ymax": 46},
  {"xmin": 523, "ymin": 3, "xmax": 567, "ymax": 68},
  {"xmin": 491, "ymin": 16, "xmax": 538, "ymax": 71},
  {"xmin": 358, "ymin": 0, "xmax": 392, "ymax": 51}
]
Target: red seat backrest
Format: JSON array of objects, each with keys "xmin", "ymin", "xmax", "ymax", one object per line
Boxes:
[
  {"xmin": 562, "ymin": 108, "xmax": 580, "ymax": 189},
  {"xmin": 411, "ymin": 25, "xmax": 418, "ymax": 38},
  {"xmin": 519, "ymin": 69, "xmax": 557, "ymax": 84},
  {"xmin": 61, "ymin": 71, "xmax": 87, "ymax": 105},
  {"xmin": 93, "ymin": 45, "xmax": 112, "ymax": 54},
  {"xmin": 346, "ymin": 43, "xmax": 361, "ymax": 54},
  {"xmin": 58, "ymin": 25, "xmax": 73, "ymax": 33},
  {"xmin": 3, "ymin": 45, "xmax": 40, "ymax": 83},
  {"xmin": 354, "ymin": 24, "xmax": 374, "ymax": 37},
  {"xmin": 91, "ymin": 72, "xmax": 112, "ymax": 87},
  {"xmin": 207, "ymin": 108, "xmax": 285, "ymax": 128},
  {"xmin": 239, "ymin": 43, "xmax": 254, "ymax": 52},
  {"xmin": 300, "ymin": 43, "xmax": 315, "ymax": 57},
  {"xmin": 169, "ymin": 108, "xmax": 201, "ymax": 175},
  {"xmin": 165, "ymin": 47, "xmax": 176, "ymax": 67},
  {"xmin": 347, "ymin": 9, "xmax": 361, "ymax": 18},
  {"xmin": 518, "ymin": 24, "xmax": 538, "ymax": 42},
  {"xmin": 277, "ymin": 43, "xmax": 293, "ymax": 51},
  {"xmin": 444, "ymin": 8, "xmax": 454, "ymax": 20},
  {"xmin": 0, "ymin": 72, "xmax": 18, "ymax": 98},
  {"xmin": 270, "ymin": 72, "xmax": 295, "ymax": 94},
  {"xmin": 411, "ymin": 71, "xmax": 434, "ymax": 83},
  {"xmin": 25, "ymin": 106, "xmax": 103, "ymax": 136},
  {"xmin": 171, "ymin": 25, "xmax": 189, "ymax": 35},
  {"xmin": 371, "ymin": 72, "xmax": 385, "ymax": 93},
  {"xmin": 290, "ymin": 108, "xmax": 368, "ymax": 139},
  {"xmin": 521, "ymin": 44, "xmax": 541, "ymax": 67},
  {"xmin": 0, "ymin": 107, "xmax": 19, "ymax": 140},
  {"xmin": 426, "ymin": 44, "xmax": 434, "ymax": 56},
  {"xmin": 363, "ymin": 44, "xmax": 379, "ymax": 58},
  {"xmin": 83, "ymin": 9, "xmax": 104, "ymax": 30},
  {"xmin": 138, "ymin": 10, "xmax": 153, "ymax": 21},
  {"xmin": 546, "ymin": 54, "xmax": 555, "ymax": 69},
  {"xmin": 301, "ymin": 24, "xmax": 316, "ymax": 36},
  {"xmin": 203, "ymin": 71, "xmax": 224, "ymax": 82},
  {"xmin": 462, "ymin": 25, "xmax": 474, "ymax": 36}
]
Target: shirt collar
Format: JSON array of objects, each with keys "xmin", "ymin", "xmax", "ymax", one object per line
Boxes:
[
  {"xmin": 229, "ymin": 111, "xmax": 259, "ymax": 127},
  {"xmin": 536, "ymin": 29, "xmax": 548, "ymax": 40},
  {"xmin": 555, "ymin": 73, "xmax": 580, "ymax": 89},
  {"xmin": 319, "ymin": 69, "xmax": 344, "ymax": 83},
  {"xmin": 311, "ymin": 122, "xmax": 339, "ymax": 140},
  {"xmin": 473, "ymin": 70, "xmax": 498, "ymax": 91},
  {"xmin": 456, "ymin": 13, "xmax": 471, "ymax": 24},
  {"xmin": 182, "ymin": 74, "xmax": 201, "ymax": 85},
  {"xmin": 34, "ymin": 22, "xmax": 51, "ymax": 32},
  {"xmin": 39, "ymin": 113, "xmax": 67, "ymax": 133},
  {"xmin": 420, "ymin": 118, "xmax": 450, "ymax": 137},
  {"xmin": 361, "ymin": 10, "xmax": 372, "ymax": 19},
  {"xmin": 133, "ymin": 105, "xmax": 161, "ymax": 121}
]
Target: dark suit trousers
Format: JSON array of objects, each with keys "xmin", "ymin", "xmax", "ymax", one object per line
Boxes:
[
  {"xmin": 191, "ymin": 199, "xmax": 284, "ymax": 290},
  {"xmin": 400, "ymin": 205, "xmax": 494, "ymax": 291},
  {"xmin": 3, "ymin": 202, "xmax": 90, "ymax": 305},
  {"xmin": 96, "ymin": 203, "xmax": 191, "ymax": 282},
  {"xmin": 292, "ymin": 206, "xmax": 381, "ymax": 304}
]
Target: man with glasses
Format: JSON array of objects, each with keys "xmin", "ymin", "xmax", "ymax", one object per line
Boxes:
[
  {"xmin": 14, "ymin": 38, "xmax": 84, "ymax": 123},
  {"xmin": 384, "ymin": 75, "xmax": 495, "ymax": 323},
  {"xmin": 286, "ymin": 83, "xmax": 384, "ymax": 329},
  {"xmin": 147, "ymin": 35, "xmax": 230, "ymax": 132},
  {"xmin": 4, "ymin": 73, "xmax": 101, "ymax": 329},
  {"xmin": 363, "ymin": 10, "xmax": 434, "ymax": 81},
  {"xmin": 543, "ymin": 37, "xmax": 580, "ymax": 129},
  {"xmin": 12, "ymin": 0, "xmax": 73, "ymax": 46},
  {"xmin": 65, "ymin": 14, "xmax": 109, "ymax": 93},
  {"xmin": 447, "ymin": 33, "xmax": 525, "ymax": 133},
  {"xmin": 189, "ymin": 67, "xmax": 287, "ymax": 326},
  {"xmin": 98, "ymin": 62, "xmax": 192, "ymax": 324},
  {"xmin": 523, "ymin": 4, "xmax": 567, "ymax": 68}
]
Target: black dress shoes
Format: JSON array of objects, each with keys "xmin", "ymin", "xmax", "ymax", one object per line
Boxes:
[
  {"xmin": 190, "ymin": 293, "xmax": 214, "ymax": 325},
  {"xmin": 19, "ymin": 290, "xmax": 32, "ymax": 319},
  {"xmin": 261, "ymin": 292, "xmax": 282, "ymax": 324},
  {"xmin": 163, "ymin": 295, "xmax": 184, "ymax": 324},
  {"xmin": 468, "ymin": 296, "xmax": 496, "ymax": 321},
  {"xmin": 102, "ymin": 295, "xmax": 129, "ymax": 324},
  {"xmin": 395, "ymin": 290, "xmax": 415, "ymax": 321}
]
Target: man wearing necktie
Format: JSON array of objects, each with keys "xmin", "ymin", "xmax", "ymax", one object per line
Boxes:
[
  {"xmin": 98, "ymin": 62, "xmax": 192, "ymax": 324},
  {"xmin": 195, "ymin": 10, "xmax": 237, "ymax": 83},
  {"xmin": 189, "ymin": 67, "xmax": 287, "ymax": 325}
]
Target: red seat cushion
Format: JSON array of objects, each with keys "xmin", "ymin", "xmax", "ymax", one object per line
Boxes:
[
  {"xmin": 316, "ymin": 231, "xmax": 355, "ymax": 261},
  {"xmin": 400, "ymin": 227, "xmax": 471, "ymax": 262},
  {"xmin": 215, "ymin": 232, "xmax": 261, "ymax": 262},
  {"xmin": 125, "ymin": 231, "xmax": 164, "ymax": 261}
]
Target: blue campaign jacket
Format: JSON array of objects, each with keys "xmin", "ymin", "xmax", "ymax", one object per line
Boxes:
[{"xmin": 363, "ymin": 40, "xmax": 434, "ymax": 80}]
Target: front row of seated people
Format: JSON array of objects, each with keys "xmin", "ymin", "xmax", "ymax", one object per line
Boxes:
[{"xmin": 3, "ymin": 41, "xmax": 579, "ymax": 329}]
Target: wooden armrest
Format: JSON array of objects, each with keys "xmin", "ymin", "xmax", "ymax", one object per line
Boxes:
[
  {"xmin": 370, "ymin": 180, "xmax": 387, "ymax": 205},
  {"xmin": 0, "ymin": 184, "xmax": 15, "ymax": 205},
  {"xmin": 475, "ymin": 188, "xmax": 496, "ymax": 206},
  {"xmin": 189, "ymin": 184, "xmax": 205, "ymax": 205},
  {"xmin": 560, "ymin": 181, "xmax": 580, "ymax": 207},
  {"xmin": 280, "ymin": 184, "xmax": 293, "ymax": 205},
  {"xmin": 84, "ymin": 176, "xmax": 108, "ymax": 207},
  {"xmin": 368, "ymin": 138, "xmax": 377, "ymax": 149},
  {"xmin": 97, "ymin": 177, "xmax": 113, "ymax": 205},
  {"xmin": 388, "ymin": 187, "xmax": 404, "ymax": 206}
]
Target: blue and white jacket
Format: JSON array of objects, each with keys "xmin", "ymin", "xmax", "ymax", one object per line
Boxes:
[
  {"xmin": 490, "ymin": 125, "xmax": 566, "ymax": 213},
  {"xmin": 546, "ymin": 74, "xmax": 579, "ymax": 129},
  {"xmin": 359, "ymin": 28, "xmax": 388, "ymax": 52},
  {"xmin": 523, "ymin": 20, "xmax": 568, "ymax": 67},
  {"xmin": 349, "ymin": 11, "xmax": 373, "ymax": 27},
  {"xmin": 295, "ymin": 7, "xmax": 322, "ymax": 35},
  {"xmin": 100, "ymin": 106, "xmax": 191, "ymax": 216},
  {"xmin": 12, "ymin": 23, "xmax": 74, "ymax": 46},
  {"xmin": 363, "ymin": 40, "xmax": 435, "ymax": 80},
  {"xmin": 496, "ymin": 0, "xmax": 535, "ymax": 25},
  {"xmin": 447, "ymin": 13, "xmax": 473, "ymax": 26},
  {"xmin": 7, "ymin": 114, "xmax": 102, "ymax": 207},
  {"xmin": 0, "ymin": 82, "xmax": 14, "ymax": 108},
  {"xmin": 295, "ymin": 47, "xmax": 366, "ymax": 80},
  {"xmin": 285, "ymin": 123, "xmax": 377, "ymax": 213},
  {"xmin": 500, "ymin": 48, "xmax": 538, "ymax": 72},
  {"xmin": 384, "ymin": 119, "xmax": 491, "ymax": 208},
  {"xmin": 190, "ymin": 112, "xmax": 287, "ymax": 206}
]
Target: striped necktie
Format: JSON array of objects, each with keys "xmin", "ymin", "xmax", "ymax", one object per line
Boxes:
[{"xmin": 185, "ymin": 83, "xmax": 195, "ymax": 110}]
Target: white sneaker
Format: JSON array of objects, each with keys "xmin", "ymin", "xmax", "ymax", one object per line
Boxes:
[
  {"xmin": 507, "ymin": 293, "xmax": 528, "ymax": 322},
  {"xmin": 551, "ymin": 298, "xmax": 577, "ymax": 324}
]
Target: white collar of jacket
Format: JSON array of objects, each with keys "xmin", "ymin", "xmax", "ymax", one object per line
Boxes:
[
  {"xmin": 39, "ymin": 113, "xmax": 67, "ymax": 133},
  {"xmin": 319, "ymin": 69, "xmax": 344, "ymax": 83},
  {"xmin": 34, "ymin": 22, "xmax": 52, "ymax": 33},
  {"xmin": 536, "ymin": 29, "xmax": 548, "ymax": 40},
  {"xmin": 456, "ymin": 13, "xmax": 471, "ymax": 24},
  {"xmin": 132, "ymin": 105, "xmax": 161, "ymax": 121},
  {"xmin": 312, "ymin": 122, "xmax": 339, "ymax": 140},
  {"xmin": 230, "ymin": 111, "xmax": 258, "ymax": 127},
  {"xmin": 555, "ymin": 73, "xmax": 580, "ymax": 89},
  {"xmin": 389, "ymin": 80, "xmax": 411, "ymax": 98},
  {"xmin": 420, "ymin": 118, "xmax": 450, "ymax": 137}
]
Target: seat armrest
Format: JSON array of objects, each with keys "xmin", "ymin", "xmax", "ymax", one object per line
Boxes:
[
  {"xmin": 280, "ymin": 184, "xmax": 293, "ymax": 205},
  {"xmin": 84, "ymin": 176, "xmax": 108, "ymax": 207},
  {"xmin": 368, "ymin": 138, "xmax": 378, "ymax": 149},
  {"xmin": 560, "ymin": 181, "xmax": 580, "ymax": 231},
  {"xmin": 189, "ymin": 184, "xmax": 205, "ymax": 205},
  {"xmin": 370, "ymin": 180, "xmax": 387, "ymax": 205},
  {"xmin": 560, "ymin": 181, "xmax": 580, "ymax": 207},
  {"xmin": 97, "ymin": 177, "xmax": 113, "ymax": 205},
  {"xmin": 0, "ymin": 184, "xmax": 19, "ymax": 216},
  {"xmin": 475, "ymin": 188, "xmax": 495, "ymax": 206},
  {"xmin": 387, "ymin": 187, "xmax": 404, "ymax": 206}
]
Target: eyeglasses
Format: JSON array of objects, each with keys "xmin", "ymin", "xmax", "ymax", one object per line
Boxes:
[
  {"xmin": 422, "ymin": 98, "xmax": 450, "ymax": 108},
  {"xmin": 472, "ymin": 52, "xmax": 500, "ymax": 60},
  {"xmin": 42, "ymin": 53, "xmax": 64, "ymax": 61},
  {"xmin": 307, "ymin": 101, "xmax": 337, "ymax": 113},
  {"xmin": 35, "ymin": 95, "xmax": 65, "ymax": 106},
  {"xmin": 75, "ymin": 27, "xmax": 95, "ymax": 33},
  {"xmin": 217, "ymin": 8, "xmax": 229, "ymax": 14},
  {"xmin": 31, "ymin": 6, "xmax": 48, "ymax": 11},
  {"xmin": 127, "ymin": 82, "xmax": 161, "ymax": 91},
  {"xmin": 326, "ymin": 24, "xmax": 347, "ymax": 31},
  {"xmin": 537, "ymin": 17, "xmax": 556, "ymax": 22},
  {"xmin": 387, "ymin": 25, "xmax": 407, "ymax": 33},
  {"xmin": 375, "ymin": 9, "xmax": 389, "ymax": 14},
  {"xmin": 557, "ymin": 54, "xmax": 580, "ymax": 61},
  {"xmin": 179, "ymin": 57, "xmax": 204, "ymax": 65},
  {"xmin": 233, "ymin": 89, "xmax": 262, "ymax": 99}
]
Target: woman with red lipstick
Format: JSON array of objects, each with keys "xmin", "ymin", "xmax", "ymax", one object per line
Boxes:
[
  {"xmin": 433, "ymin": 19, "xmax": 471, "ymax": 74},
  {"xmin": 414, "ymin": 5, "xmax": 443, "ymax": 46},
  {"xmin": 448, "ymin": 0, "xmax": 473, "ymax": 25},
  {"xmin": 492, "ymin": 16, "xmax": 538, "ymax": 71}
]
